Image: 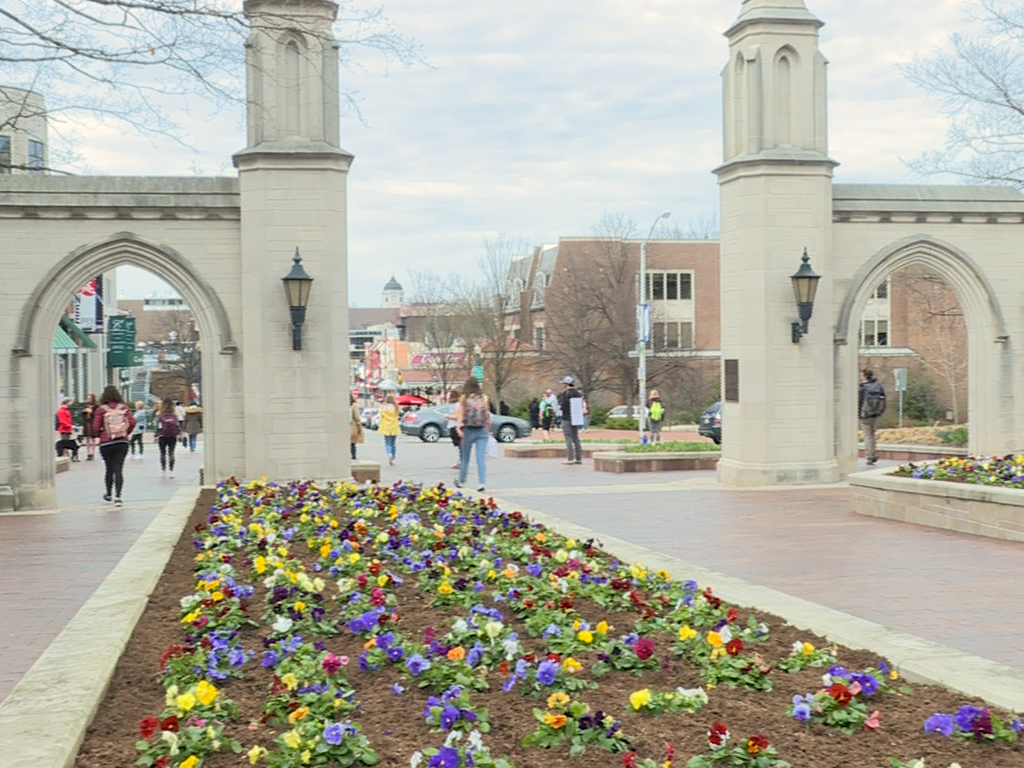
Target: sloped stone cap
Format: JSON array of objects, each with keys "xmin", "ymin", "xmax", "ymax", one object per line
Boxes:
[{"xmin": 727, "ymin": 0, "xmax": 823, "ymax": 36}]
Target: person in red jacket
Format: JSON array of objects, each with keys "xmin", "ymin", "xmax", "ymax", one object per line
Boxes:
[
  {"xmin": 92, "ymin": 386, "xmax": 136, "ymax": 507},
  {"xmin": 54, "ymin": 398, "xmax": 79, "ymax": 462}
]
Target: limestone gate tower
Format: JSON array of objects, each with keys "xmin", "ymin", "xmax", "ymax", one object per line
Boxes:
[
  {"xmin": 233, "ymin": 0, "xmax": 353, "ymax": 480},
  {"xmin": 715, "ymin": 0, "xmax": 839, "ymax": 485}
]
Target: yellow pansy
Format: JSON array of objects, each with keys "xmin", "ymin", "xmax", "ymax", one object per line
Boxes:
[
  {"xmin": 565, "ymin": 538, "xmax": 576, "ymax": 548},
  {"xmin": 706, "ymin": 631, "xmax": 723, "ymax": 648},
  {"xmin": 438, "ymin": 581, "xmax": 453, "ymax": 595},
  {"xmin": 377, "ymin": 575, "xmax": 389, "ymax": 587},
  {"xmin": 283, "ymin": 730, "xmax": 302, "ymax": 749},
  {"xmin": 288, "ymin": 706, "xmax": 309, "ymax": 724},
  {"xmin": 179, "ymin": 757, "xmax": 199, "ymax": 768},
  {"xmin": 182, "ymin": 610, "xmax": 200, "ymax": 624},
  {"xmin": 348, "ymin": 552, "xmax": 361, "ymax": 563},
  {"xmin": 678, "ymin": 625, "xmax": 697, "ymax": 642},
  {"xmin": 320, "ymin": 543, "xmax": 331, "ymax": 558},
  {"xmin": 176, "ymin": 692, "xmax": 196, "ymax": 712},
  {"xmin": 656, "ymin": 569, "xmax": 671, "ymax": 581},
  {"xmin": 281, "ymin": 672, "xmax": 298, "ymax": 690},
  {"xmin": 547, "ymin": 692, "xmax": 571, "ymax": 709},
  {"xmin": 629, "ymin": 688, "xmax": 652, "ymax": 710},
  {"xmin": 247, "ymin": 745, "xmax": 267, "ymax": 764},
  {"xmin": 301, "ymin": 749, "xmax": 312, "ymax": 764},
  {"xmin": 195, "ymin": 680, "xmax": 218, "ymax": 706},
  {"xmin": 577, "ymin": 630, "xmax": 594, "ymax": 644},
  {"xmin": 801, "ymin": 642, "xmax": 816, "ymax": 656},
  {"xmin": 211, "ymin": 591, "xmax": 224, "ymax": 602},
  {"xmin": 562, "ymin": 657, "xmax": 582, "ymax": 674},
  {"xmin": 294, "ymin": 601, "xmax": 306, "ymax": 613},
  {"xmin": 711, "ymin": 648, "xmax": 726, "ymax": 661},
  {"xmin": 486, "ymin": 569, "xmax": 497, "ymax": 580},
  {"xmin": 596, "ymin": 621, "xmax": 609, "ymax": 635}
]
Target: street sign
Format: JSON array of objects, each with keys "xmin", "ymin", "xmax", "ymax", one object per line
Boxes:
[
  {"xmin": 893, "ymin": 367, "xmax": 907, "ymax": 392},
  {"xmin": 106, "ymin": 316, "xmax": 137, "ymax": 368},
  {"xmin": 472, "ymin": 365, "xmax": 484, "ymax": 382},
  {"xmin": 636, "ymin": 304, "xmax": 651, "ymax": 343}
]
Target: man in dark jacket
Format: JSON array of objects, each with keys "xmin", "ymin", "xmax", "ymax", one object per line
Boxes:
[
  {"xmin": 557, "ymin": 376, "xmax": 584, "ymax": 465},
  {"xmin": 858, "ymin": 369, "xmax": 887, "ymax": 465}
]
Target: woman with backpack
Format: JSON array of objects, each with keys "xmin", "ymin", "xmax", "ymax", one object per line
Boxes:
[
  {"xmin": 378, "ymin": 393, "xmax": 400, "ymax": 466},
  {"xmin": 156, "ymin": 397, "xmax": 180, "ymax": 477},
  {"xmin": 454, "ymin": 378, "xmax": 491, "ymax": 492},
  {"xmin": 92, "ymin": 386, "xmax": 136, "ymax": 506},
  {"xmin": 647, "ymin": 389, "xmax": 665, "ymax": 444}
]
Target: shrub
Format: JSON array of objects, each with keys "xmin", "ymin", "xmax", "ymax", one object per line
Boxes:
[
  {"xmin": 589, "ymin": 407, "xmax": 611, "ymax": 428},
  {"xmin": 604, "ymin": 417, "xmax": 638, "ymax": 430},
  {"xmin": 936, "ymin": 425, "xmax": 968, "ymax": 446}
]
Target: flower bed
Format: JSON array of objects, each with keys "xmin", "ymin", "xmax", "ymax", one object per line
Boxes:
[
  {"xmin": 74, "ymin": 480, "xmax": 1024, "ymax": 768},
  {"xmin": 893, "ymin": 455, "xmax": 1024, "ymax": 489},
  {"xmin": 622, "ymin": 441, "xmax": 718, "ymax": 454}
]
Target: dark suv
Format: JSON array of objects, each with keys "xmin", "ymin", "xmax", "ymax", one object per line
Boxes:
[{"xmin": 699, "ymin": 401, "xmax": 722, "ymax": 444}]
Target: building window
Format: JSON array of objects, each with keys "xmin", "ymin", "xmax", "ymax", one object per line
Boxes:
[
  {"xmin": 652, "ymin": 321, "xmax": 694, "ymax": 350},
  {"xmin": 0, "ymin": 136, "xmax": 10, "ymax": 174},
  {"xmin": 861, "ymin": 319, "xmax": 889, "ymax": 347},
  {"xmin": 870, "ymin": 279, "xmax": 889, "ymax": 300},
  {"xmin": 534, "ymin": 326, "xmax": 544, "ymax": 352},
  {"xmin": 28, "ymin": 139, "xmax": 44, "ymax": 174},
  {"xmin": 645, "ymin": 271, "xmax": 694, "ymax": 301}
]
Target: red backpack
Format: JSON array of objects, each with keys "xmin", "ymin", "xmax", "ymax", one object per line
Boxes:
[
  {"xmin": 159, "ymin": 412, "xmax": 180, "ymax": 438},
  {"xmin": 103, "ymin": 404, "xmax": 131, "ymax": 440}
]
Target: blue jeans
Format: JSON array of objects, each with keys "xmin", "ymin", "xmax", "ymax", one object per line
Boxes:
[
  {"xmin": 188, "ymin": 433, "xmax": 198, "ymax": 452},
  {"xmin": 384, "ymin": 434, "xmax": 397, "ymax": 460},
  {"xmin": 458, "ymin": 426, "xmax": 488, "ymax": 487}
]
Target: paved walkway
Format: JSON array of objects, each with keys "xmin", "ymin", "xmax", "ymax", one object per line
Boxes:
[
  {"xmin": 0, "ymin": 440, "xmax": 202, "ymax": 702},
  {"xmin": 3, "ymin": 431, "xmax": 1023, "ymax": 705}
]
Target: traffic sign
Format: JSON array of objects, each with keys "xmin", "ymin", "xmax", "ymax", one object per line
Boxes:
[{"xmin": 106, "ymin": 316, "xmax": 137, "ymax": 368}]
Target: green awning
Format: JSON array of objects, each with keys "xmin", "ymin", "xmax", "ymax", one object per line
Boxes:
[
  {"xmin": 59, "ymin": 315, "xmax": 97, "ymax": 349},
  {"xmin": 54, "ymin": 326, "xmax": 77, "ymax": 351}
]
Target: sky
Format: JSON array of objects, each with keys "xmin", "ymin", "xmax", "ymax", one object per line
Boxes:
[{"xmin": 99, "ymin": 0, "xmax": 970, "ymax": 304}]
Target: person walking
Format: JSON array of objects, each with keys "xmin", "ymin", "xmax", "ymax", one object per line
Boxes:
[
  {"xmin": 130, "ymin": 400, "xmax": 148, "ymax": 459},
  {"xmin": 582, "ymin": 396, "xmax": 590, "ymax": 433},
  {"xmin": 528, "ymin": 398, "xmax": 541, "ymax": 432},
  {"xmin": 647, "ymin": 389, "xmax": 665, "ymax": 444},
  {"xmin": 540, "ymin": 391, "xmax": 556, "ymax": 438},
  {"xmin": 454, "ymin": 378, "xmax": 491, "ymax": 491},
  {"xmin": 55, "ymin": 398, "xmax": 79, "ymax": 462},
  {"xmin": 175, "ymin": 400, "xmax": 187, "ymax": 448},
  {"xmin": 378, "ymin": 393, "xmax": 400, "ymax": 466},
  {"xmin": 80, "ymin": 393, "xmax": 98, "ymax": 461},
  {"xmin": 446, "ymin": 389, "xmax": 462, "ymax": 470},
  {"xmin": 184, "ymin": 401, "xmax": 203, "ymax": 453},
  {"xmin": 557, "ymin": 376, "xmax": 584, "ymax": 465},
  {"xmin": 859, "ymin": 369, "xmax": 887, "ymax": 466},
  {"xmin": 349, "ymin": 394, "xmax": 364, "ymax": 460},
  {"xmin": 92, "ymin": 386, "xmax": 135, "ymax": 507},
  {"xmin": 156, "ymin": 397, "xmax": 180, "ymax": 477}
]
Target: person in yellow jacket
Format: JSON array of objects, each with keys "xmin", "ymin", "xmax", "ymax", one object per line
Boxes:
[{"xmin": 378, "ymin": 392, "xmax": 400, "ymax": 466}]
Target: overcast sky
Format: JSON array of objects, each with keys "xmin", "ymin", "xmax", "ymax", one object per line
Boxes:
[{"xmin": 107, "ymin": 0, "xmax": 969, "ymax": 304}]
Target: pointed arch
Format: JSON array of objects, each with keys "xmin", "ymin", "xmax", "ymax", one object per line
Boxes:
[{"xmin": 773, "ymin": 46, "xmax": 796, "ymax": 147}]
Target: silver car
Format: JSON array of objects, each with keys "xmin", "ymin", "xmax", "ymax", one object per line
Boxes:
[{"xmin": 399, "ymin": 405, "xmax": 531, "ymax": 443}]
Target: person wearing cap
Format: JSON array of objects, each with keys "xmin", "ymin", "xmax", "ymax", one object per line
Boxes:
[{"xmin": 557, "ymin": 376, "xmax": 584, "ymax": 465}]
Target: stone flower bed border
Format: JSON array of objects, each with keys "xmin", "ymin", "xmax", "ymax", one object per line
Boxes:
[
  {"xmin": 850, "ymin": 466, "xmax": 1024, "ymax": 544},
  {"xmin": 4, "ymin": 484, "xmax": 1024, "ymax": 768}
]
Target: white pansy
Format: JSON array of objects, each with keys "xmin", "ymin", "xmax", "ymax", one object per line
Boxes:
[
  {"xmin": 791, "ymin": 640, "xmax": 804, "ymax": 654},
  {"xmin": 484, "ymin": 621, "xmax": 504, "ymax": 640},
  {"xmin": 452, "ymin": 618, "xmax": 469, "ymax": 635},
  {"xmin": 410, "ymin": 752, "xmax": 423, "ymax": 768},
  {"xmin": 467, "ymin": 730, "xmax": 484, "ymax": 751},
  {"xmin": 180, "ymin": 595, "xmax": 199, "ymax": 609},
  {"xmin": 719, "ymin": 625, "xmax": 732, "ymax": 643},
  {"xmin": 272, "ymin": 616, "xmax": 294, "ymax": 633}
]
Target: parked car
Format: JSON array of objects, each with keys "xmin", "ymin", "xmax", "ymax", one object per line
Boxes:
[
  {"xmin": 607, "ymin": 405, "xmax": 645, "ymax": 420},
  {"xmin": 698, "ymin": 401, "xmax": 722, "ymax": 444},
  {"xmin": 400, "ymin": 405, "xmax": 531, "ymax": 443},
  {"xmin": 360, "ymin": 406, "xmax": 380, "ymax": 430}
]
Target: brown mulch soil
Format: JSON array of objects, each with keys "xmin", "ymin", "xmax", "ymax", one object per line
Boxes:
[{"xmin": 74, "ymin": 490, "xmax": 1023, "ymax": 768}]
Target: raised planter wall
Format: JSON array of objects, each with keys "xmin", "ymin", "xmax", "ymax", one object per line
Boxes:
[
  {"xmin": 504, "ymin": 444, "xmax": 604, "ymax": 459},
  {"xmin": 859, "ymin": 443, "xmax": 967, "ymax": 462},
  {"xmin": 850, "ymin": 467, "xmax": 1024, "ymax": 544},
  {"xmin": 351, "ymin": 461, "xmax": 381, "ymax": 483},
  {"xmin": 594, "ymin": 451, "xmax": 721, "ymax": 473}
]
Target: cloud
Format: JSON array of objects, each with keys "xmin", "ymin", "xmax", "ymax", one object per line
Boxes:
[{"xmin": 74, "ymin": 0, "xmax": 972, "ymax": 304}]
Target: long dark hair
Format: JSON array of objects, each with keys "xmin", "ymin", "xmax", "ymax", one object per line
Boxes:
[
  {"xmin": 160, "ymin": 397, "xmax": 175, "ymax": 415},
  {"xmin": 99, "ymin": 385, "xmax": 123, "ymax": 405},
  {"xmin": 462, "ymin": 378, "xmax": 481, "ymax": 397}
]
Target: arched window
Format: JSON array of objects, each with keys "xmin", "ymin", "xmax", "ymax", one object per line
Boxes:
[
  {"xmin": 733, "ymin": 54, "xmax": 746, "ymax": 156},
  {"xmin": 775, "ymin": 54, "xmax": 792, "ymax": 146},
  {"xmin": 284, "ymin": 40, "xmax": 301, "ymax": 136}
]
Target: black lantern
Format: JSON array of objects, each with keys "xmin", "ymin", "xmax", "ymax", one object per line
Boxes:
[
  {"xmin": 790, "ymin": 248, "xmax": 821, "ymax": 343},
  {"xmin": 282, "ymin": 247, "xmax": 313, "ymax": 351}
]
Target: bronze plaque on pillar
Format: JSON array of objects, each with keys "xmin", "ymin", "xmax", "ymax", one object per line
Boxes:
[{"xmin": 724, "ymin": 359, "xmax": 739, "ymax": 403}]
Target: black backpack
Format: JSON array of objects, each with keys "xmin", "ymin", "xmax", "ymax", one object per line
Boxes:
[{"xmin": 861, "ymin": 381, "xmax": 887, "ymax": 419}]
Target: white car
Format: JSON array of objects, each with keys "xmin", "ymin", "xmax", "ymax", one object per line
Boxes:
[{"xmin": 607, "ymin": 405, "xmax": 645, "ymax": 419}]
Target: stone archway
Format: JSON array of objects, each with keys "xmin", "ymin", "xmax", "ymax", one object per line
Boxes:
[
  {"xmin": 8, "ymin": 232, "xmax": 241, "ymax": 509},
  {"xmin": 833, "ymin": 236, "xmax": 1013, "ymax": 473}
]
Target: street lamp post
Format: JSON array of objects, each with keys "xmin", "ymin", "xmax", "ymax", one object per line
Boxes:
[{"xmin": 638, "ymin": 211, "xmax": 671, "ymax": 442}]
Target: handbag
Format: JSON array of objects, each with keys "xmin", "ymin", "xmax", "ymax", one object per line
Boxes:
[{"xmin": 487, "ymin": 435, "xmax": 499, "ymax": 458}]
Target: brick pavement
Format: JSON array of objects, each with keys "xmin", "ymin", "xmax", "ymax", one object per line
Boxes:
[
  {"xmin": 0, "ymin": 441, "xmax": 203, "ymax": 703},
  {"xmin": 4, "ymin": 430, "xmax": 1024, "ymax": 706}
]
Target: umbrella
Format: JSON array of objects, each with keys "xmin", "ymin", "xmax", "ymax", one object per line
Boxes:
[
  {"xmin": 377, "ymin": 379, "xmax": 399, "ymax": 391},
  {"xmin": 395, "ymin": 394, "xmax": 429, "ymax": 406}
]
